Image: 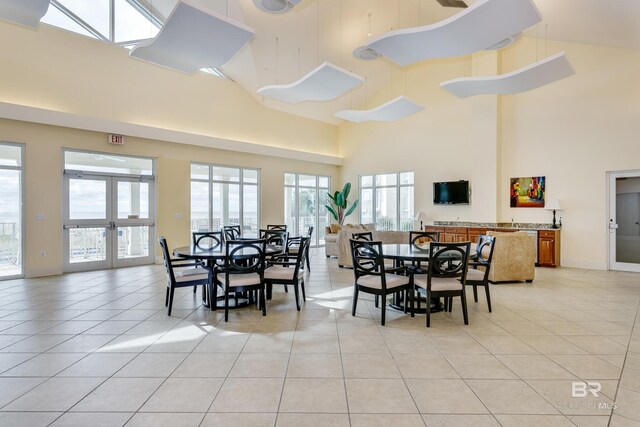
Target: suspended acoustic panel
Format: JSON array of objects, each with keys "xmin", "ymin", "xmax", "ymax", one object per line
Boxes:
[
  {"xmin": 367, "ymin": 0, "xmax": 542, "ymax": 66},
  {"xmin": 253, "ymin": 0, "xmax": 303, "ymax": 14},
  {"xmin": 334, "ymin": 96, "xmax": 424, "ymax": 123},
  {"xmin": 130, "ymin": 0, "xmax": 255, "ymax": 74},
  {"xmin": 258, "ymin": 62, "xmax": 364, "ymax": 104},
  {"xmin": 0, "ymin": 0, "xmax": 49, "ymax": 28},
  {"xmin": 440, "ymin": 52, "xmax": 575, "ymax": 98}
]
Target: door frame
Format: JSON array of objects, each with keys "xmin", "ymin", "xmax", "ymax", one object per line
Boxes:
[
  {"xmin": 0, "ymin": 142, "xmax": 25, "ymax": 280},
  {"xmin": 63, "ymin": 171, "xmax": 156, "ymax": 273},
  {"xmin": 608, "ymin": 169, "xmax": 640, "ymax": 272}
]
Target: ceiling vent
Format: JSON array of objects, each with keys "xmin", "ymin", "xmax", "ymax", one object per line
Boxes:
[
  {"xmin": 253, "ymin": 0, "xmax": 302, "ymax": 14},
  {"xmin": 353, "ymin": 46, "xmax": 381, "ymax": 61}
]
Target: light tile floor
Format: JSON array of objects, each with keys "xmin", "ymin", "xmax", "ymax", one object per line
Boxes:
[{"xmin": 0, "ymin": 248, "xmax": 639, "ymax": 426}]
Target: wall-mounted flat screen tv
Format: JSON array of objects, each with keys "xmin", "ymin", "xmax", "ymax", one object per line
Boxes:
[{"xmin": 433, "ymin": 181, "xmax": 470, "ymax": 205}]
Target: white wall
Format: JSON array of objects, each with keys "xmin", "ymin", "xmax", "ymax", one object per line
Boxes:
[{"xmin": 340, "ymin": 37, "xmax": 640, "ymax": 270}]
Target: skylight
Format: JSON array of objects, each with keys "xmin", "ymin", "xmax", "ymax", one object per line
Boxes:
[{"xmin": 39, "ymin": 0, "xmax": 228, "ymax": 79}]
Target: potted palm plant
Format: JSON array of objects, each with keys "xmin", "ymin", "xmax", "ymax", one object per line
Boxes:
[{"xmin": 325, "ymin": 182, "xmax": 359, "ymax": 226}]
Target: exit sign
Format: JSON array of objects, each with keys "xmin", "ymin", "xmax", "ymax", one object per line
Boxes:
[{"xmin": 109, "ymin": 134, "xmax": 125, "ymax": 145}]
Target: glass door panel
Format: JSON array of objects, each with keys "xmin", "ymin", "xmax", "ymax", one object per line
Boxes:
[
  {"xmin": 0, "ymin": 169, "xmax": 22, "ymax": 278},
  {"xmin": 69, "ymin": 178, "xmax": 107, "ymax": 220},
  {"xmin": 69, "ymin": 227, "xmax": 107, "ymax": 264},
  {"xmin": 117, "ymin": 226, "xmax": 150, "ymax": 259},
  {"xmin": 112, "ymin": 178, "xmax": 154, "ymax": 267},
  {"xmin": 117, "ymin": 181, "xmax": 149, "ymax": 219},
  {"xmin": 298, "ymin": 188, "xmax": 316, "ymax": 236}
]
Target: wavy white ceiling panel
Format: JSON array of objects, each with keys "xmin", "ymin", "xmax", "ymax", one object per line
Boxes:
[
  {"xmin": 257, "ymin": 62, "xmax": 364, "ymax": 104},
  {"xmin": 0, "ymin": 0, "xmax": 49, "ymax": 28},
  {"xmin": 367, "ymin": 0, "xmax": 542, "ymax": 66},
  {"xmin": 334, "ymin": 96, "xmax": 423, "ymax": 123},
  {"xmin": 440, "ymin": 52, "xmax": 575, "ymax": 98},
  {"xmin": 130, "ymin": 0, "xmax": 254, "ymax": 74}
]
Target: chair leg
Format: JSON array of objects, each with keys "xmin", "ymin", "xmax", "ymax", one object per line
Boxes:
[
  {"xmin": 380, "ymin": 294, "xmax": 386, "ymax": 326},
  {"xmin": 301, "ymin": 279, "xmax": 306, "ymax": 301},
  {"xmin": 448, "ymin": 297, "xmax": 453, "ymax": 312},
  {"xmin": 167, "ymin": 285, "xmax": 175, "ymax": 316},
  {"xmin": 165, "ymin": 286, "xmax": 169, "ymax": 307},
  {"xmin": 284, "ymin": 285, "xmax": 288, "ymax": 293},
  {"xmin": 403, "ymin": 290, "xmax": 408, "ymax": 314},
  {"xmin": 266, "ymin": 282, "xmax": 273, "ymax": 300},
  {"xmin": 210, "ymin": 280, "xmax": 217, "ymax": 312},
  {"xmin": 352, "ymin": 286, "xmax": 359, "ymax": 317},
  {"xmin": 293, "ymin": 282, "xmax": 300, "ymax": 311},
  {"xmin": 224, "ymin": 290, "xmax": 230, "ymax": 322},
  {"xmin": 461, "ymin": 291, "xmax": 469, "ymax": 325},
  {"xmin": 260, "ymin": 287, "xmax": 267, "ymax": 316},
  {"xmin": 193, "ymin": 285, "xmax": 196, "ymax": 294},
  {"xmin": 426, "ymin": 292, "xmax": 431, "ymax": 328},
  {"xmin": 374, "ymin": 295, "xmax": 379, "ymax": 308},
  {"xmin": 305, "ymin": 251, "xmax": 311, "ymax": 271},
  {"xmin": 472, "ymin": 284, "xmax": 478, "ymax": 302},
  {"xmin": 484, "ymin": 283, "xmax": 492, "ymax": 313},
  {"xmin": 409, "ymin": 288, "xmax": 415, "ymax": 318}
]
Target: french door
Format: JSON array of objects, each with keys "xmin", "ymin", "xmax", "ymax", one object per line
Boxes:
[
  {"xmin": 608, "ymin": 170, "xmax": 640, "ymax": 272},
  {"xmin": 63, "ymin": 173, "xmax": 155, "ymax": 272}
]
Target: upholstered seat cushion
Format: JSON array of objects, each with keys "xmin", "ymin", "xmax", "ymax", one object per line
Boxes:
[
  {"xmin": 357, "ymin": 274, "xmax": 409, "ymax": 290},
  {"xmin": 174, "ymin": 268, "xmax": 208, "ymax": 283},
  {"xmin": 217, "ymin": 273, "xmax": 262, "ymax": 287},
  {"xmin": 264, "ymin": 266, "xmax": 303, "ymax": 281},
  {"xmin": 414, "ymin": 275, "xmax": 463, "ymax": 291},
  {"xmin": 465, "ymin": 268, "xmax": 485, "ymax": 281}
]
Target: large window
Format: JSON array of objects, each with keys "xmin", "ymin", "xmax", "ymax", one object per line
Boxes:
[
  {"xmin": 360, "ymin": 172, "xmax": 414, "ymax": 231},
  {"xmin": 0, "ymin": 143, "xmax": 24, "ymax": 279},
  {"xmin": 284, "ymin": 173, "xmax": 330, "ymax": 246},
  {"xmin": 191, "ymin": 164, "xmax": 260, "ymax": 237}
]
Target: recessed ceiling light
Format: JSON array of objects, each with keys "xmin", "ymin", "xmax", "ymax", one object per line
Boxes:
[
  {"xmin": 253, "ymin": 0, "xmax": 302, "ymax": 14},
  {"xmin": 353, "ymin": 46, "xmax": 381, "ymax": 61}
]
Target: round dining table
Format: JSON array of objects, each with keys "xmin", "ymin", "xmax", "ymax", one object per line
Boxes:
[
  {"xmin": 381, "ymin": 243, "xmax": 477, "ymax": 314},
  {"xmin": 173, "ymin": 244, "xmax": 283, "ymax": 309}
]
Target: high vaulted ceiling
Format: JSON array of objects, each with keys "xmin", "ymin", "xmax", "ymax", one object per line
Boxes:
[{"xmin": 51, "ymin": 0, "xmax": 640, "ymax": 124}]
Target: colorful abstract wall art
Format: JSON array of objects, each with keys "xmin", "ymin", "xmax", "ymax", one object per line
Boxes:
[{"xmin": 510, "ymin": 176, "xmax": 545, "ymax": 208}]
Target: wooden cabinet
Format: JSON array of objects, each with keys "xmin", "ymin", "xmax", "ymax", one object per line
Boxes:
[
  {"xmin": 468, "ymin": 228, "xmax": 488, "ymax": 243},
  {"xmin": 538, "ymin": 230, "xmax": 561, "ymax": 268},
  {"xmin": 443, "ymin": 227, "xmax": 469, "ymax": 243},
  {"xmin": 426, "ymin": 225, "xmax": 561, "ymax": 268}
]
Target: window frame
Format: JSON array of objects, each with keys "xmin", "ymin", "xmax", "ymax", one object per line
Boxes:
[
  {"xmin": 190, "ymin": 163, "xmax": 261, "ymax": 235},
  {"xmin": 359, "ymin": 171, "xmax": 415, "ymax": 231}
]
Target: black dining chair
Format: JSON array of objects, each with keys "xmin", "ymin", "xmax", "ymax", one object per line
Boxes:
[
  {"xmin": 223, "ymin": 225, "xmax": 241, "ymax": 241},
  {"xmin": 265, "ymin": 236, "xmax": 310, "ymax": 311},
  {"xmin": 349, "ymin": 239, "xmax": 414, "ymax": 326},
  {"xmin": 409, "ymin": 231, "xmax": 440, "ymax": 246},
  {"xmin": 463, "ymin": 235, "xmax": 496, "ymax": 312},
  {"xmin": 213, "ymin": 239, "xmax": 268, "ymax": 321},
  {"xmin": 259, "ymin": 229, "xmax": 288, "ymax": 247},
  {"xmin": 412, "ymin": 241, "xmax": 471, "ymax": 327},
  {"xmin": 192, "ymin": 231, "xmax": 224, "ymax": 249},
  {"xmin": 286, "ymin": 225, "xmax": 314, "ymax": 271},
  {"xmin": 266, "ymin": 224, "xmax": 287, "ymax": 231},
  {"xmin": 158, "ymin": 237, "xmax": 210, "ymax": 316}
]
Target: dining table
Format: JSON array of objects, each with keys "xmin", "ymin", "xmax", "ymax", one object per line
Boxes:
[
  {"xmin": 173, "ymin": 243, "xmax": 283, "ymax": 309},
  {"xmin": 381, "ymin": 243, "xmax": 477, "ymax": 314}
]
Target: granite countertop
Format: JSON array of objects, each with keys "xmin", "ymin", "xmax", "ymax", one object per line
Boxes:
[{"xmin": 432, "ymin": 221, "xmax": 559, "ymax": 230}]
